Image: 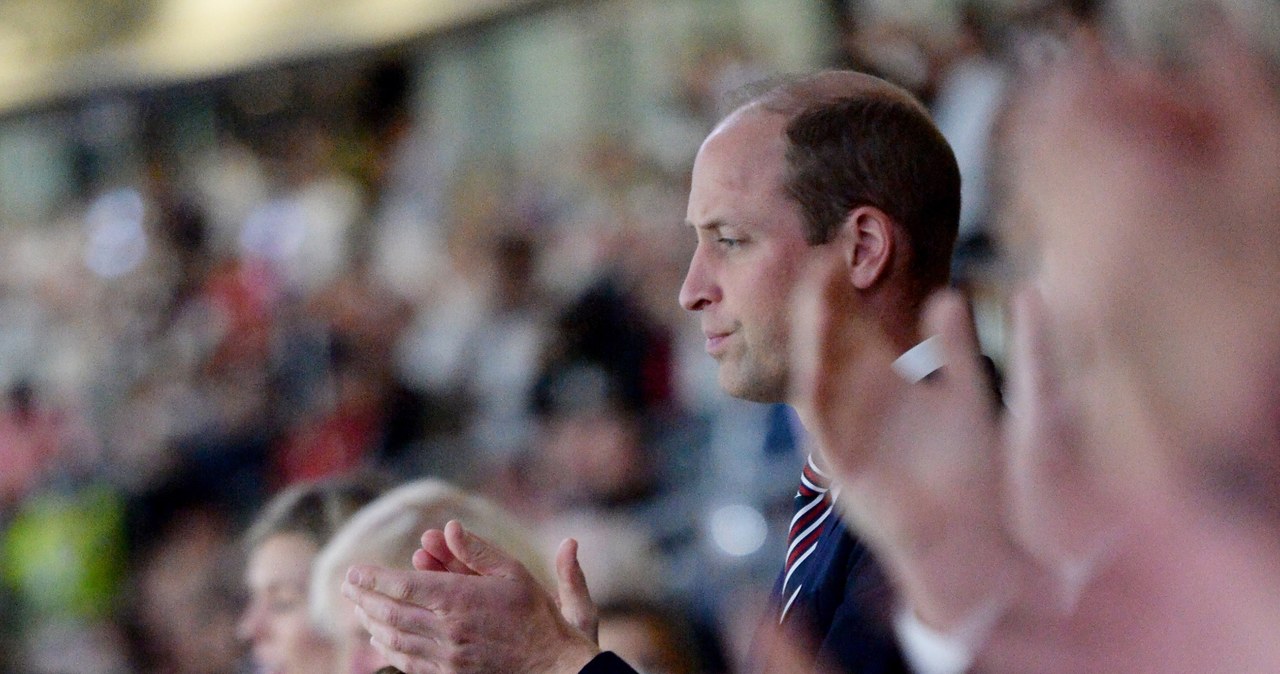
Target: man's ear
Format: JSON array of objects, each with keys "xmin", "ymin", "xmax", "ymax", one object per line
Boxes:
[{"xmin": 838, "ymin": 205, "xmax": 894, "ymax": 290}]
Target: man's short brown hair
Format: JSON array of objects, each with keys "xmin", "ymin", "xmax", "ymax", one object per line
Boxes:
[{"xmin": 749, "ymin": 72, "xmax": 961, "ymax": 294}]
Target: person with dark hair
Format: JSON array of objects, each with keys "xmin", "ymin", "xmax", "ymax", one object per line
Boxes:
[
  {"xmin": 238, "ymin": 477, "xmax": 382, "ymax": 674},
  {"xmin": 340, "ymin": 70, "xmax": 960, "ymax": 674},
  {"xmin": 675, "ymin": 72, "xmax": 957, "ymax": 674}
]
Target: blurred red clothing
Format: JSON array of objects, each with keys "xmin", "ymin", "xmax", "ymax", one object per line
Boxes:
[
  {"xmin": 274, "ymin": 404, "xmax": 380, "ymax": 486},
  {"xmin": 0, "ymin": 405, "xmax": 68, "ymax": 507}
]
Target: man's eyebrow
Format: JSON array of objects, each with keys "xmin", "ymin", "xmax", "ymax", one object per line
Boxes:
[{"xmin": 686, "ymin": 219, "xmax": 726, "ymax": 231}]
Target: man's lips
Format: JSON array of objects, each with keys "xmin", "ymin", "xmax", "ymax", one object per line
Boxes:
[{"xmin": 704, "ymin": 331, "xmax": 732, "ymax": 355}]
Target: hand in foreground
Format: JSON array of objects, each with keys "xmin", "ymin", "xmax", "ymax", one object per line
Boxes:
[
  {"xmin": 793, "ymin": 259, "xmax": 1026, "ymax": 633},
  {"xmin": 793, "ymin": 260, "xmax": 1146, "ymax": 664},
  {"xmin": 1003, "ymin": 288, "xmax": 1132, "ymax": 609},
  {"xmin": 343, "ymin": 520, "xmax": 601, "ymax": 674}
]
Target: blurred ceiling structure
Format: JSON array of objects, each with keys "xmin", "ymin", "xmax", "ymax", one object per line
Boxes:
[{"xmin": 0, "ymin": 0, "xmax": 547, "ymax": 115}]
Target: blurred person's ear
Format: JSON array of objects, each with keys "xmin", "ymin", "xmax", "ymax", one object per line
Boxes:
[{"xmin": 840, "ymin": 205, "xmax": 895, "ymax": 291}]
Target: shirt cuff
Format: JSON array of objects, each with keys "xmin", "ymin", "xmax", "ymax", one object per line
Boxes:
[
  {"xmin": 578, "ymin": 651, "xmax": 634, "ymax": 674},
  {"xmin": 892, "ymin": 597, "xmax": 1006, "ymax": 674}
]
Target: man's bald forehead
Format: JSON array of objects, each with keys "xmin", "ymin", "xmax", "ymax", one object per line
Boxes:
[{"xmin": 730, "ymin": 70, "xmax": 928, "ymax": 123}]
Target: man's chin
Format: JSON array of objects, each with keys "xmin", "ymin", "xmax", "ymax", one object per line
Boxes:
[{"xmin": 719, "ymin": 368, "xmax": 787, "ymax": 404}]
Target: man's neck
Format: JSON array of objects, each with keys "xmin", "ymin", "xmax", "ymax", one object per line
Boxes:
[{"xmin": 788, "ymin": 328, "xmax": 926, "ymax": 472}]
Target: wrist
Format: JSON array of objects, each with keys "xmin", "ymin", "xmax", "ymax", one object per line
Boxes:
[
  {"xmin": 897, "ymin": 518, "xmax": 1027, "ymax": 630},
  {"xmin": 546, "ymin": 631, "xmax": 601, "ymax": 674},
  {"xmin": 894, "ymin": 596, "xmax": 1005, "ymax": 674}
]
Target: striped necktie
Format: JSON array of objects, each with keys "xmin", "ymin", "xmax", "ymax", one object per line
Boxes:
[{"xmin": 780, "ymin": 453, "xmax": 835, "ymax": 622}]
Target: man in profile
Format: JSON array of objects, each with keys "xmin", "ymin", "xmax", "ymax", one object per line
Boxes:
[{"xmin": 341, "ymin": 70, "xmax": 961, "ymax": 674}]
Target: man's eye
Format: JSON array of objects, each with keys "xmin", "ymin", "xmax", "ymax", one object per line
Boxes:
[{"xmin": 717, "ymin": 237, "xmax": 741, "ymax": 249}]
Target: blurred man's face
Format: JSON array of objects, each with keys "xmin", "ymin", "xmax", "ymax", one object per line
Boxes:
[
  {"xmin": 680, "ymin": 109, "xmax": 818, "ymax": 403},
  {"xmin": 988, "ymin": 37, "xmax": 1280, "ymax": 672},
  {"xmin": 1004, "ymin": 40, "xmax": 1280, "ymax": 505}
]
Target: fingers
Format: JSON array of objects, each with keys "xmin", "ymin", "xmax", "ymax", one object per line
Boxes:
[
  {"xmin": 416, "ymin": 529, "xmax": 476, "ymax": 576},
  {"xmin": 345, "ymin": 565, "xmax": 447, "ymax": 612},
  {"xmin": 790, "ymin": 251, "xmax": 851, "ymax": 413},
  {"xmin": 341, "ymin": 585, "xmax": 452, "ymax": 674},
  {"xmin": 345, "ymin": 580, "xmax": 445, "ymax": 639},
  {"xmin": 1005, "ymin": 286, "xmax": 1078, "ymax": 479},
  {"xmin": 359, "ymin": 603, "xmax": 448, "ymax": 668},
  {"xmin": 412, "ymin": 549, "xmax": 443, "ymax": 572},
  {"xmin": 412, "ymin": 530, "xmax": 448, "ymax": 572},
  {"xmin": 443, "ymin": 520, "xmax": 527, "ymax": 581},
  {"xmin": 342, "ymin": 574, "xmax": 461, "ymax": 674},
  {"xmin": 1004, "ymin": 286, "xmax": 1113, "ymax": 609},
  {"xmin": 555, "ymin": 538, "xmax": 598, "ymax": 642},
  {"xmin": 368, "ymin": 635, "xmax": 444, "ymax": 674},
  {"xmin": 1006, "ymin": 287, "xmax": 1057, "ymax": 421},
  {"xmin": 346, "ymin": 536, "xmax": 596, "ymax": 674},
  {"xmin": 921, "ymin": 289, "xmax": 988, "ymax": 402}
]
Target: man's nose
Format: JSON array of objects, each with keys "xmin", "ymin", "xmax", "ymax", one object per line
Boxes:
[{"xmin": 679, "ymin": 248, "xmax": 718, "ymax": 311}]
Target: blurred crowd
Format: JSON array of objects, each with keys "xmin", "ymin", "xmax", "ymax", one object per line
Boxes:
[{"xmin": 2, "ymin": 0, "xmax": 1255, "ymax": 672}]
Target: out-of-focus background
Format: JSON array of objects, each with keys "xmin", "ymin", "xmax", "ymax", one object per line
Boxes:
[{"xmin": 0, "ymin": 0, "xmax": 1032, "ymax": 671}]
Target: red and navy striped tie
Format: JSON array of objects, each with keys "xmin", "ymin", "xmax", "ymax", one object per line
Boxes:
[{"xmin": 780, "ymin": 453, "xmax": 835, "ymax": 623}]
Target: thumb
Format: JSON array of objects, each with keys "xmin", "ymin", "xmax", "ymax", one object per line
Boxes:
[
  {"xmin": 443, "ymin": 520, "xmax": 527, "ymax": 581},
  {"xmin": 1004, "ymin": 286, "xmax": 1113, "ymax": 608},
  {"xmin": 555, "ymin": 538, "xmax": 598, "ymax": 642}
]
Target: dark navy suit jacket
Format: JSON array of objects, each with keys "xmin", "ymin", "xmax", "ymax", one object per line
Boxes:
[{"xmin": 773, "ymin": 512, "xmax": 908, "ymax": 673}]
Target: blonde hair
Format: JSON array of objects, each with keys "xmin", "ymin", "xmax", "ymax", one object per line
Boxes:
[
  {"xmin": 243, "ymin": 476, "xmax": 383, "ymax": 552},
  {"xmin": 308, "ymin": 478, "xmax": 550, "ymax": 634}
]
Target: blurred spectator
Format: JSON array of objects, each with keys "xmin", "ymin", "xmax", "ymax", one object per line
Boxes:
[
  {"xmin": 3, "ymin": 483, "xmax": 125, "ymax": 621},
  {"xmin": 192, "ymin": 136, "xmax": 270, "ymax": 253},
  {"xmin": 598, "ymin": 598, "xmax": 729, "ymax": 674},
  {"xmin": 395, "ymin": 220, "xmax": 552, "ymax": 466},
  {"xmin": 238, "ymin": 477, "xmax": 382, "ymax": 674},
  {"xmin": 123, "ymin": 505, "xmax": 245, "ymax": 674},
  {"xmin": 930, "ymin": 3, "xmax": 1010, "ymax": 247},
  {"xmin": 274, "ymin": 342, "xmax": 388, "ymax": 485},
  {"xmin": 517, "ymin": 364, "xmax": 675, "ymax": 605},
  {"xmin": 0, "ymin": 380, "xmax": 77, "ymax": 510},
  {"xmin": 0, "ymin": 376, "xmax": 124, "ymax": 671},
  {"xmin": 238, "ymin": 122, "xmax": 365, "ymax": 295},
  {"xmin": 362, "ymin": 59, "xmax": 460, "ymax": 304},
  {"xmin": 530, "ymin": 365, "xmax": 655, "ymax": 509},
  {"xmin": 534, "ymin": 277, "xmax": 673, "ymax": 418},
  {"xmin": 835, "ymin": 14, "xmax": 942, "ymax": 102}
]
